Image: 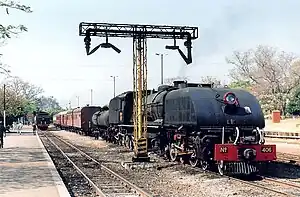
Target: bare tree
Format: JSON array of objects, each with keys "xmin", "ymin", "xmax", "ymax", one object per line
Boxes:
[
  {"xmin": 226, "ymin": 45, "xmax": 300, "ymax": 114},
  {"xmin": 200, "ymin": 76, "xmax": 223, "ymax": 88},
  {"xmin": 5, "ymin": 76, "xmax": 43, "ymax": 101}
]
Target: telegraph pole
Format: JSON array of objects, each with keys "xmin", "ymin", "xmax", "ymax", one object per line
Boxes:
[
  {"xmin": 110, "ymin": 76, "xmax": 118, "ymax": 97},
  {"xmin": 3, "ymin": 84, "xmax": 6, "ymax": 127}
]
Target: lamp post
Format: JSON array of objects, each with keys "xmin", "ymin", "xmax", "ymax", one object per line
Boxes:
[
  {"xmin": 3, "ymin": 83, "xmax": 6, "ymax": 127},
  {"xmin": 90, "ymin": 89, "xmax": 93, "ymax": 105},
  {"xmin": 2, "ymin": 72, "xmax": 11, "ymax": 127},
  {"xmin": 110, "ymin": 76, "xmax": 118, "ymax": 97},
  {"xmin": 155, "ymin": 53, "xmax": 167, "ymax": 85},
  {"xmin": 76, "ymin": 96, "xmax": 79, "ymax": 107}
]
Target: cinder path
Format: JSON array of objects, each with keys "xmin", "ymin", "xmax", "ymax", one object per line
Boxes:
[
  {"xmin": 266, "ymin": 138, "xmax": 300, "ymax": 155},
  {"xmin": 0, "ymin": 131, "xmax": 70, "ymax": 197}
]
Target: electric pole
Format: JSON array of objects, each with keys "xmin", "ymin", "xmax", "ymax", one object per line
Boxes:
[
  {"xmin": 90, "ymin": 89, "xmax": 93, "ymax": 105},
  {"xmin": 3, "ymin": 84, "xmax": 6, "ymax": 127},
  {"xmin": 110, "ymin": 76, "xmax": 118, "ymax": 97},
  {"xmin": 155, "ymin": 53, "xmax": 167, "ymax": 85},
  {"xmin": 76, "ymin": 96, "xmax": 79, "ymax": 107}
]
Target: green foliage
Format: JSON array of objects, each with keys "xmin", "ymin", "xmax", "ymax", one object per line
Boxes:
[
  {"xmin": 35, "ymin": 96, "xmax": 63, "ymax": 116},
  {"xmin": 0, "ymin": 24, "xmax": 27, "ymax": 39},
  {"xmin": 0, "ymin": 77, "xmax": 62, "ymax": 118},
  {"xmin": 0, "ymin": 1, "xmax": 32, "ymax": 44},
  {"xmin": 286, "ymin": 87, "xmax": 300, "ymax": 115},
  {"xmin": 228, "ymin": 80, "xmax": 252, "ymax": 90}
]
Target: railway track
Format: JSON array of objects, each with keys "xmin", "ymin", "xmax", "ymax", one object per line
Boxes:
[
  {"xmin": 39, "ymin": 131, "xmax": 154, "ymax": 197},
  {"xmin": 226, "ymin": 175, "xmax": 300, "ymax": 197},
  {"xmin": 150, "ymin": 150, "xmax": 300, "ymax": 196},
  {"xmin": 45, "ymin": 130, "xmax": 300, "ymax": 197},
  {"xmin": 148, "ymin": 146, "xmax": 300, "ymax": 196}
]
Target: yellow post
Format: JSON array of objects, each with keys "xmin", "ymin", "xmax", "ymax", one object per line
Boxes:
[{"xmin": 132, "ymin": 37, "xmax": 149, "ymax": 162}]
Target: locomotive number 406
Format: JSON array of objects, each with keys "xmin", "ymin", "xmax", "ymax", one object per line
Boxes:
[{"xmin": 261, "ymin": 146, "xmax": 273, "ymax": 153}]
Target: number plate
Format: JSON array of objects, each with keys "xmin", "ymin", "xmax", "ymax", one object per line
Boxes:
[
  {"xmin": 219, "ymin": 146, "xmax": 228, "ymax": 153},
  {"xmin": 261, "ymin": 146, "xmax": 273, "ymax": 153}
]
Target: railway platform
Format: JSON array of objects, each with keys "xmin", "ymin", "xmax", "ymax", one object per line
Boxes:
[
  {"xmin": 265, "ymin": 119, "xmax": 300, "ymax": 138},
  {"xmin": 265, "ymin": 138, "xmax": 300, "ymax": 155},
  {"xmin": 0, "ymin": 130, "xmax": 70, "ymax": 197}
]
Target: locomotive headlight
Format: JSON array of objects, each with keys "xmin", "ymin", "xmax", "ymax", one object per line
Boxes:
[{"xmin": 223, "ymin": 92, "xmax": 237, "ymax": 105}]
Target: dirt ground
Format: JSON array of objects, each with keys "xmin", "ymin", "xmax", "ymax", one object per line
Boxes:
[{"xmin": 265, "ymin": 118, "xmax": 300, "ymax": 133}]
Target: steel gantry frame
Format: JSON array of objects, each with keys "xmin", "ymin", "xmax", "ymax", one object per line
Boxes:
[{"xmin": 79, "ymin": 22, "xmax": 199, "ymax": 162}]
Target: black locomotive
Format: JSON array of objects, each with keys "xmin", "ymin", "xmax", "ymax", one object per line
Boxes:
[
  {"xmin": 35, "ymin": 111, "xmax": 51, "ymax": 131},
  {"xmin": 90, "ymin": 80, "xmax": 276, "ymax": 175}
]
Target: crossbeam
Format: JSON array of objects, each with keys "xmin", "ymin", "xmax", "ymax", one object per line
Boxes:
[{"xmin": 79, "ymin": 22, "xmax": 198, "ymax": 39}]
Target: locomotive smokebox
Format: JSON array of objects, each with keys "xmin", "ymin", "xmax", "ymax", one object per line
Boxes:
[
  {"xmin": 173, "ymin": 80, "xmax": 187, "ymax": 88},
  {"xmin": 243, "ymin": 148, "xmax": 256, "ymax": 161}
]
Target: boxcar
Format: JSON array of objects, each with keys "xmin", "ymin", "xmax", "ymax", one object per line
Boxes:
[{"xmin": 72, "ymin": 106, "xmax": 101, "ymax": 135}]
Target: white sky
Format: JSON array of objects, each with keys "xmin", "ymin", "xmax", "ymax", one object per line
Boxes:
[{"xmin": 1, "ymin": 0, "xmax": 300, "ymax": 108}]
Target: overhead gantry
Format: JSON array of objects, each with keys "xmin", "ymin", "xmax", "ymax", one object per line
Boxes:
[{"xmin": 79, "ymin": 22, "xmax": 199, "ymax": 162}]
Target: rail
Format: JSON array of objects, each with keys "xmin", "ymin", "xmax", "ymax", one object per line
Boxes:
[{"xmin": 40, "ymin": 132, "xmax": 154, "ymax": 197}]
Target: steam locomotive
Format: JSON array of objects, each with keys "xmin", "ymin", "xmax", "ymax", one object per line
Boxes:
[
  {"xmin": 35, "ymin": 111, "xmax": 51, "ymax": 131},
  {"xmin": 54, "ymin": 80, "xmax": 277, "ymax": 175}
]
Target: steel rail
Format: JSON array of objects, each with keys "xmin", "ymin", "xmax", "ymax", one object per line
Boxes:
[
  {"xmin": 42, "ymin": 132, "xmax": 153, "ymax": 197},
  {"xmin": 263, "ymin": 176, "xmax": 300, "ymax": 190},
  {"xmin": 43, "ymin": 134, "xmax": 106, "ymax": 197},
  {"xmin": 226, "ymin": 176, "xmax": 298, "ymax": 197}
]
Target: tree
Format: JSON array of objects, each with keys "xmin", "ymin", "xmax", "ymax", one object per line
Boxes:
[
  {"xmin": 228, "ymin": 80, "xmax": 252, "ymax": 90},
  {"xmin": 0, "ymin": 83, "xmax": 26, "ymax": 116},
  {"xmin": 35, "ymin": 96, "xmax": 62, "ymax": 111},
  {"xmin": 226, "ymin": 45, "xmax": 300, "ymax": 115},
  {"xmin": 200, "ymin": 76, "xmax": 223, "ymax": 87},
  {"xmin": 0, "ymin": 1, "xmax": 32, "ymax": 43},
  {"xmin": 286, "ymin": 86, "xmax": 300, "ymax": 115},
  {"xmin": 5, "ymin": 76, "xmax": 43, "ymax": 101},
  {"xmin": 0, "ymin": 1, "xmax": 32, "ymax": 78},
  {"xmin": 0, "ymin": 76, "xmax": 44, "ymax": 117}
]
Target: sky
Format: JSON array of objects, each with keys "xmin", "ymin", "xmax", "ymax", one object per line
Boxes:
[{"xmin": 1, "ymin": 0, "xmax": 300, "ymax": 108}]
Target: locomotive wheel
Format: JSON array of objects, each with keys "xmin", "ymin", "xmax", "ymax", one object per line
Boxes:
[
  {"xmin": 218, "ymin": 161, "xmax": 225, "ymax": 175},
  {"xmin": 200, "ymin": 160, "xmax": 209, "ymax": 171},
  {"xmin": 169, "ymin": 148, "xmax": 178, "ymax": 162},
  {"xmin": 189, "ymin": 151, "xmax": 199, "ymax": 167}
]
